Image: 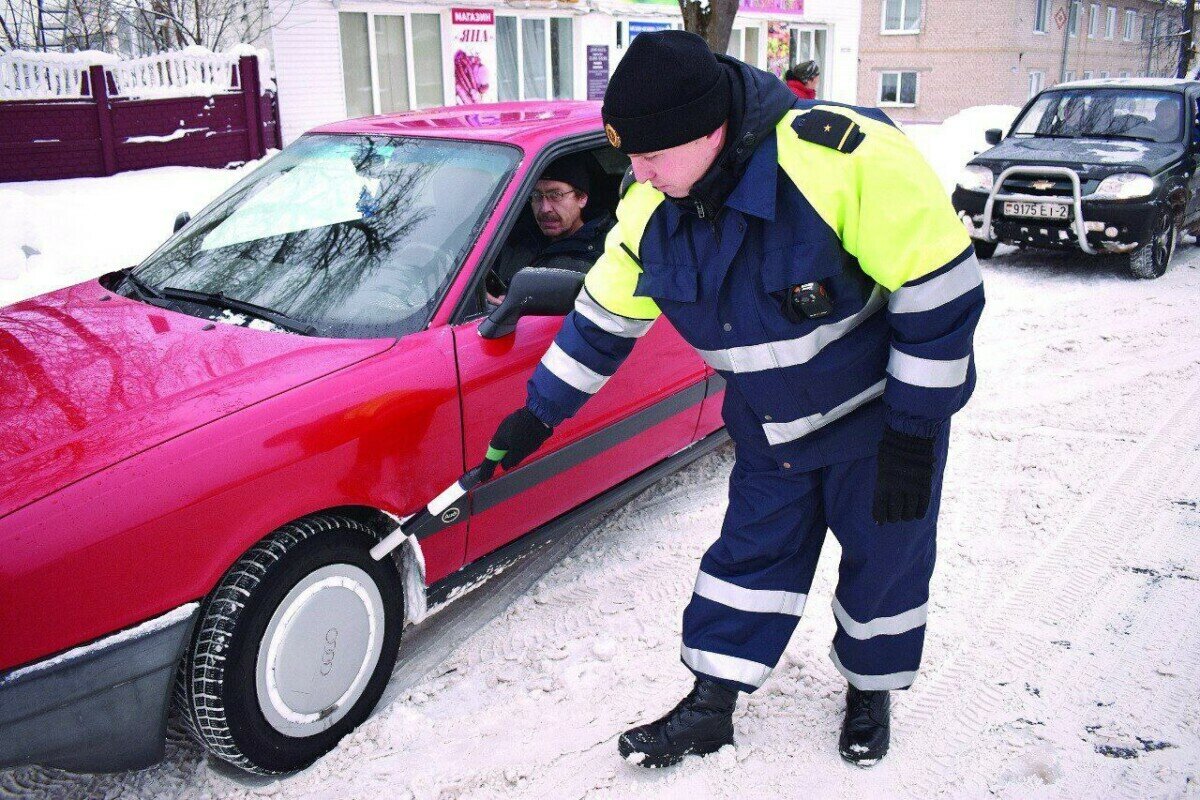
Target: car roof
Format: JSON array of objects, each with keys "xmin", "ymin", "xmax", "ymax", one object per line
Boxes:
[
  {"xmin": 308, "ymin": 101, "xmax": 604, "ymax": 146},
  {"xmin": 1050, "ymin": 77, "xmax": 1198, "ymax": 91}
]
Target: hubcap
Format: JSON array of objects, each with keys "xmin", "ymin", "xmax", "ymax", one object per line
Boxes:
[{"xmin": 255, "ymin": 564, "xmax": 385, "ymax": 737}]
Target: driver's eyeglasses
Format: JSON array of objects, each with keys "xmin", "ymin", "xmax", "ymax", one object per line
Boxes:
[{"xmin": 529, "ymin": 188, "xmax": 577, "ymax": 205}]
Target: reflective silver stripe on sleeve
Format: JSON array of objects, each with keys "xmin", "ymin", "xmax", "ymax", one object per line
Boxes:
[
  {"xmin": 696, "ymin": 287, "xmax": 886, "ymax": 373},
  {"xmin": 832, "ymin": 597, "xmax": 928, "ymax": 640},
  {"xmin": 888, "ymin": 253, "xmax": 983, "ymax": 314},
  {"xmin": 763, "ymin": 379, "xmax": 886, "ymax": 446},
  {"xmin": 540, "ymin": 342, "xmax": 610, "ymax": 394},
  {"xmin": 681, "ymin": 645, "xmax": 773, "ymax": 688},
  {"xmin": 829, "ymin": 646, "xmax": 918, "ymax": 691},
  {"xmin": 886, "ymin": 349, "xmax": 970, "ymax": 388},
  {"xmin": 694, "ymin": 571, "xmax": 808, "ymax": 616},
  {"xmin": 574, "ymin": 288, "xmax": 656, "ymax": 338}
]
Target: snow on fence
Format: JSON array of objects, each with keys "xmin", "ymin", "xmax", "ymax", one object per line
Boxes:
[
  {"xmin": 0, "ymin": 46, "xmax": 272, "ymax": 102},
  {"xmin": 0, "ymin": 51, "xmax": 281, "ymax": 182}
]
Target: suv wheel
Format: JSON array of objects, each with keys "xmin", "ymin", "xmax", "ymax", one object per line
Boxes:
[
  {"xmin": 176, "ymin": 514, "xmax": 404, "ymax": 774},
  {"xmin": 1128, "ymin": 209, "xmax": 1177, "ymax": 279}
]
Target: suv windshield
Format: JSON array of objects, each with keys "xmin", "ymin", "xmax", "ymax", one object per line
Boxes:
[
  {"xmin": 1011, "ymin": 88, "xmax": 1184, "ymax": 144},
  {"xmin": 130, "ymin": 134, "xmax": 519, "ymax": 338}
]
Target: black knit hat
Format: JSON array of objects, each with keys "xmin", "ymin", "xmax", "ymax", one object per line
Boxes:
[
  {"xmin": 601, "ymin": 30, "xmax": 731, "ymax": 155},
  {"xmin": 540, "ymin": 154, "xmax": 591, "ymax": 195}
]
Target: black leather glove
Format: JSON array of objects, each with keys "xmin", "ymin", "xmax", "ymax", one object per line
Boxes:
[
  {"xmin": 479, "ymin": 407, "xmax": 553, "ymax": 480},
  {"xmin": 871, "ymin": 426, "xmax": 936, "ymax": 525}
]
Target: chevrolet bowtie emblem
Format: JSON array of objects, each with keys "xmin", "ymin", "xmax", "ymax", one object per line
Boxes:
[{"xmin": 1031, "ymin": 179, "xmax": 1055, "ymax": 190}]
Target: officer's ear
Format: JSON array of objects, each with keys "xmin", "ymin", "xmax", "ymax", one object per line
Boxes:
[{"xmin": 577, "ymin": 191, "xmax": 588, "ymax": 209}]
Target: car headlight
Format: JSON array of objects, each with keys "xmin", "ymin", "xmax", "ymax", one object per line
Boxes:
[
  {"xmin": 1092, "ymin": 173, "xmax": 1155, "ymax": 200},
  {"xmin": 956, "ymin": 164, "xmax": 994, "ymax": 193}
]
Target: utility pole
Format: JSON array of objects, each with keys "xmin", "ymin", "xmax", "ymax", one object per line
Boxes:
[
  {"xmin": 1059, "ymin": 0, "xmax": 1077, "ymax": 82},
  {"xmin": 1177, "ymin": 0, "xmax": 1195, "ymax": 78}
]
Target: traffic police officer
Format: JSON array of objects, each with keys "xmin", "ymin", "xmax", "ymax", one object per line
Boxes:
[{"xmin": 482, "ymin": 30, "xmax": 985, "ymax": 768}]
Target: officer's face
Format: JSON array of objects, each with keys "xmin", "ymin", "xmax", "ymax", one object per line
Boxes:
[{"xmin": 628, "ymin": 125, "xmax": 726, "ymax": 198}]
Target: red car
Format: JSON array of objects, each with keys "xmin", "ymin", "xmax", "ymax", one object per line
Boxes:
[{"xmin": 0, "ymin": 101, "xmax": 726, "ymax": 776}]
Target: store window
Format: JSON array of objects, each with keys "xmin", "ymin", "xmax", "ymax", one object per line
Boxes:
[
  {"xmin": 339, "ymin": 13, "xmax": 373, "ymax": 118},
  {"xmin": 338, "ymin": 11, "xmax": 445, "ymax": 116},
  {"xmin": 726, "ymin": 26, "xmax": 762, "ymax": 66},
  {"xmin": 879, "ymin": 71, "xmax": 917, "ymax": 105},
  {"xmin": 497, "ymin": 16, "xmax": 574, "ymax": 101}
]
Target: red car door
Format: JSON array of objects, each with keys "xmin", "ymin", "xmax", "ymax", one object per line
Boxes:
[{"xmin": 453, "ymin": 308, "xmax": 704, "ymax": 562}]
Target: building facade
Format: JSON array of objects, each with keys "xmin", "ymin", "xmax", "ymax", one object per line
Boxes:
[
  {"xmin": 856, "ymin": 0, "xmax": 1183, "ymax": 123},
  {"xmin": 266, "ymin": 0, "xmax": 861, "ymax": 143}
]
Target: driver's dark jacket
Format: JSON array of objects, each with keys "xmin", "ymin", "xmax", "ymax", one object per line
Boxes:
[{"xmin": 491, "ymin": 212, "xmax": 615, "ymax": 293}]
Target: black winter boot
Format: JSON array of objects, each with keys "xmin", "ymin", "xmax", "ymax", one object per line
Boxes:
[
  {"xmin": 839, "ymin": 684, "xmax": 890, "ymax": 766},
  {"xmin": 618, "ymin": 678, "xmax": 738, "ymax": 768}
]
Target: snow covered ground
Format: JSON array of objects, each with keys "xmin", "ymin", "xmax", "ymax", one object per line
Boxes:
[{"xmin": 2, "ymin": 111, "xmax": 1199, "ymax": 799}]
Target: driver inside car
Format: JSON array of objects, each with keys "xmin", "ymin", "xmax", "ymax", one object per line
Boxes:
[{"xmin": 485, "ymin": 154, "xmax": 615, "ymax": 305}]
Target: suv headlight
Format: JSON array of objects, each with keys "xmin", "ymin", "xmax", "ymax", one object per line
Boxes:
[
  {"xmin": 1092, "ymin": 173, "xmax": 1155, "ymax": 200},
  {"xmin": 956, "ymin": 164, "xmax": 994, "ymax": 193}
]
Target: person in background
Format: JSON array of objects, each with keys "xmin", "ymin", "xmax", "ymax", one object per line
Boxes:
[{"xmin": 786, "ymin": 60, "xmax": 820, "ymax": 100}]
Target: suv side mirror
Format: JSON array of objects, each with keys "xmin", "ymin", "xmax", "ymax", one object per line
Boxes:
[
  {"xmin": 173, "ymin": 211, "xmax": 191, "ymax": 233},
  {"xmin": 478, "ymin": 267, "xmax": 584, "ymax": 339},
  {"xmin": 984, "ymin": 128, "xmax": 1003, "ymax": 146}
]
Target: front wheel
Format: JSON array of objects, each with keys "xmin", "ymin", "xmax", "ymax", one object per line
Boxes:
[
  {"xmin": 176, "ymin": 515, "xmax": 404, "ymax": 774},
  {"xmin": 1127, "ymin": 209, "xmax": 1177, "ymax": 279}
]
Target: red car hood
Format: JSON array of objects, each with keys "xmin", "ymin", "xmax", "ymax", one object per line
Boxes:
[{"xmin": 0, "ymin": 281, "xmax": 392, "ymax": 519}]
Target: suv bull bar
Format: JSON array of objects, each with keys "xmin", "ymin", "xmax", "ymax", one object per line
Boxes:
[{"xmin": 968, "ymin": 165, "xmax": 1098, "ymax": 255}]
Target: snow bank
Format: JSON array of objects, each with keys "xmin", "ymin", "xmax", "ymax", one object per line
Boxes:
[
  {"xmin": 904, "ymin": 104, "xmax": 1022, "ymax": 192},
  {"xmin": 0, "ymin": 153, "xmax": 275, "ymax": 308}
]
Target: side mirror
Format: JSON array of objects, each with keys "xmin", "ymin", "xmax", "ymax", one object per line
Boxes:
[
  {"xmin": 173, "ymin": 211, "xmax": 191, "ymax": 233},
  {"xmin": 478, "ymin": 268, "xmax": 584, "ymax": 339},
  {"xmin": 984, "ymin": 128, "xmax": 1003, "ymax": 146}
]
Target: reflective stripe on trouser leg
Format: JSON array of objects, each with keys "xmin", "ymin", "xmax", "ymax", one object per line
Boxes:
[
  {"xmin": 822, "ymin": 427, "xmax": 951, "ymax": 691},
  {"xmin": 681, "ymin": 451, "xmax": 828, "ymax": 693}
]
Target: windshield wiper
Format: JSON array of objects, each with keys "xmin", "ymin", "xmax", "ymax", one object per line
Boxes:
[
  {"xmin": 160, "ymin": 287, "xmax": 317, "ymax": 335},
  {"xmin": 1087, "ymin": 132, "xmax": 1155, "ymax": 142},
  {"xmin": 119, "ymin": 267, "xmax": 172, "ymax": 305}
]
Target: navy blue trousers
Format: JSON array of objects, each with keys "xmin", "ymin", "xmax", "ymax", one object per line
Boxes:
[{"xmin": 680, "ymin": 394, "xmax": 950, "ymax": 694}]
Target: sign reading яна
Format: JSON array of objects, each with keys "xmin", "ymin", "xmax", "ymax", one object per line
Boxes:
[
  {"xmin": 629, "ymin": 0, "xmax": 804, "ymax": 12},
  {"xmin": 451, "ymin": 8, "xmax": 497, "ymax": 104}
]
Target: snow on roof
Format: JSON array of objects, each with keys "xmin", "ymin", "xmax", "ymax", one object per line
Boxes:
[{"xmin": 1052, "ymin": 77, "xmax": 1196, "ymax": 90}]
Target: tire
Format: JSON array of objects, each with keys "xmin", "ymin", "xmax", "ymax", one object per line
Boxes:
[
  {"xmin": 1127, "ymin": 208, "xmax": 1177, "ymax": 279},
  {"xmin": 176, "ymin": 514, "xmax": 404, "ymax": 774},
  {"xmin": 972, "ymin": 240, "xmax": 998, "ymax": 259}
]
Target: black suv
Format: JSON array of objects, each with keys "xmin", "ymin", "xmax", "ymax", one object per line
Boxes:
[{"xmin": 952, "ymin": 78, "xmax": 1200, "ymax": 278}]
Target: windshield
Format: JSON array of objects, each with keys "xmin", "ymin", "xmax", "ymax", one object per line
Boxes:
[
  {"xmin": 1011, "ymin": 88, "xmax": 1184, "ymax": 143},
  {"xmin": 132, "ymin": 134, "xmax": 519, "ymax": 338}
]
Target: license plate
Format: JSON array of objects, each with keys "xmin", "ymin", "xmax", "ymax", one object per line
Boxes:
[{"xmin": 1003, "ymin": 201, "xmax": 1069, "ymax": 220}]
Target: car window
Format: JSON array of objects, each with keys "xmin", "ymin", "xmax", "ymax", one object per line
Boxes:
[
  {"xmin": 1012, "ymin": 88, "xmax": 1184, "ymax": 143},
  {"xmin": 132, "ymin": 134, "xmax": 520, "ymax": 339}
]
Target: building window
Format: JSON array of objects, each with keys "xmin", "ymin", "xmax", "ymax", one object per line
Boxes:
[
  {"xmin": 1088, "ymin": 3, "xmax": 1099, "ymax": 37},
  {"xmin": 497, "ymin": 16, "xmax": 574, "ymax": 101},
  {"xmin": 1028, "ymin": 70, "xmax": 1044, "ymax": 97},
  {"xmin": 1105, "ymin": 6, "xmax": 1116, "ymax": 38},
  {"xmin": 1124, "ymin": 9, "xmax": 1135, "ymax": 40},
  {"xmin": 338, "ymin": 11, "xmax": 444, "ymax": 117},
  {"xmin": 745, "ymin": 26, "xmax": 761, "ymax": 67},
  {"xmin": 1068, "ymin": 1, "xmax": 1079, "ymax": 36},
  {"xmin": 1099, "ymin": 70, "xmax": 1109, "ymax": 78},
  {"xmin": 1064, "ymin": 70, "xmax": 1075, "ymax": 81},
  {"xmin": 1034, "ymin": 0, "xmax": 1049, "ymax": 33},
  {"xmin": 1119, "ymin": 69, "xmax": 1130, "ymax": 77},
  {"xmin": 882, "ymin": 0, "xmax": 921, "ymax": 33},
  {"xmin": 1082, "ymin": 70, "xmax": 1093, "ymax": 79},
  {"xmin": 879, "ymin": 70, "xmax": 918, "ymax": 105}
]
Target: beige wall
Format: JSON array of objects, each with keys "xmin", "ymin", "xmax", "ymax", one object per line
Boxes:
[{"xmin": 857, "ymin": 0, "xmax": 1178, "ymax": 123}]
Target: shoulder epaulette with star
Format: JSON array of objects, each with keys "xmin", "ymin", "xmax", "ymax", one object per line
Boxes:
[{"xmin": 791, "ymin": 109, "xmax": 865, "ymax": 154}]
